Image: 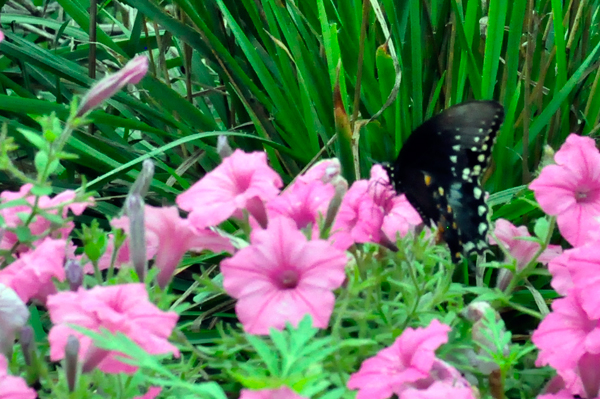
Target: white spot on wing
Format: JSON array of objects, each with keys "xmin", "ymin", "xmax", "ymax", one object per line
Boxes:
[
  {"xmin": 478, "ymin": 205, "xmax": 486, "ymax": 216},
  {"xmin": 478, "ymin": 222, "xmax": 488, "ymax": 235}
]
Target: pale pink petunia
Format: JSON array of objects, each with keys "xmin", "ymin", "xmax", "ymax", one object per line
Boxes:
[
  {"xmin": 267, "ymin": 180, "xmax": 334, "ymax": 236},
  {"xmin": 532, "ymin": 292, "xmax": 600, "ymax": 381},
  {"xmin": 0, "ymin": 238, "xmax": 66, "ymax": 304},
  {"xmin": 87, "ymin": 204, "xmax": 233, "ymax": 286},
  {"xmin": 239, "ymin": 386, "xmax": 308, "ymax": 399},
  {"xmin": 47, "ymin": 283, "xmax": 179, "ymax": 374},
  {"xmin": 0, "ymin": 184, "xmax": 93, "ymax": 252},
  {"xmin": 329, "ymin": 178, "xmax": 384, "ymax": 250},
  {"xmin": 331, "ymin": 165, "xmax": 421, "ymax": 250},
  {"xmin": 177, "ymin": 150, "xmax": 282, "ymax": 229},
  {"xmin": 0, "ymin": 30, "xmax": 4, "ymax": 43},
  {"xmin": 0, "ymin": 355, "xmax": 36, "ymax": 399},
  {"xmin": 221, "ymin": 217, "xmax": 348, "ymax": 334},
  {"xmin": 347, "ymin": 320, "xmax": 452, "ymax": 399},
  {"xmin": 547, "ymin": 250, "xmax": 574, "ymax": 296},
  {"xmin": 382, "ymin": 194, "xmax": 422, "ymax": 241},
  {"xmin": 529, "ymin": 134, "xmax": 600, "ymax": 246},
  {"xmin": 490, "ymin": 219, "xmax": 562, "ymax": 290},
  {"xmin": 537, "ymin": 391, "xmax": 575, "ymax": 399},
  {"xmin": 297, "ymin": 158, "xmax": 347, "ymax": 190},
  {"xmin": 137, "ymin": 206, "xmax": 232, "ymax": 287},
  {"xmin": 78, "ymin": 55, "xmax": 148, "ymax": 116},
  {"xmin": 549, "ymin": 243, "xmax": 600, "ymax": 319},
  {"xmin": 133, "ymin": 387, "xmax": 162, "ymax": 399},
  {"xmin": 0, "ymin": 284, "xmax": 29, "ymax": 356},
  {"xmin": 399, "ymin": 381, "xmax": 475, "ymax": 399}
]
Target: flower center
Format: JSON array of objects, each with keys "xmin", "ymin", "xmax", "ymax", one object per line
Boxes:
[
  {"xmin": 277, "ymin": 269, "xmax": 300, "ymax": 289},
  {"xmin": 576, "ymin": 189, "xmax": 590, "ymax": 203}
]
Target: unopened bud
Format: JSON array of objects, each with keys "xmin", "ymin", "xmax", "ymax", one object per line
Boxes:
[
  {"xmin": 19, "ymin": 326, "xmax": 34, "ymax": 366},
  {"xmin": 65, "ymin": 259, "xmax": 84, "ymax": 291},
  {"xmin": 217, "ymin": 135, "xmax": 233, "ymax": 159},
  {"xmin": 130, "ymin": 159, "xmax": 155, "ymax": 199},
  {"xmin": 77, "ymin": 55, "xmax": 148, "ymax": 117},
  {"xmin": 126, "ymin": 194, "xmax": 147, "ymax": 282},
  {"xmin": 323, "ymin": 184, "xmax": 346, "ymax": 234},
  {"xmin": 65, "ymin": 335, "xmax": 80, "ymax": 392},
  {"xmin": 0, "ymin": 283, "xmax": 29, "ymax": 357}
]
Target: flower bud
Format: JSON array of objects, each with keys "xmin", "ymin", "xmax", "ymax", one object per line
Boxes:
[
  {"xmin": 65, "ymin": 335, "xmax": 80, "ymax": 392},
  {"xmin": 65, "ymin": 259, "xmax": 84, "ymax": 291},
  {"xmin": 217, "ymin": 135, "xmax": 233, "ymax": 159},
  {"xmin": 19, "ymin": 326, "xmax": 34, "ymax": 367},
  {"xmin": 126, "ymin": 194, "xmax": 147, "ymax": 282},
  {"xmin": 323, "ymin": 184, "xmax": 346, "ymax": 234},
  {"xmin": 77, "ymin": 55, "xmax": 148, "ymax": 117},
  {"xmin": 130, "ymin": 159, "xmax": 155, "ymax": 199}
]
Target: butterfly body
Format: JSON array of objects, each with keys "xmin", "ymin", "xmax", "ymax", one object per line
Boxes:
[{"xmin": 384, "ymin": 100, "xmax": 505, "ymax": 262}]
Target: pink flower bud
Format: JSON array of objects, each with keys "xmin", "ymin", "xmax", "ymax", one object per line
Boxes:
[
  {"xmin": 77, "ymin": 55, "xmax": 148, "ymax": 117},
  {"xmin": 65, "ymin": 335, "xmax": 80, "ymax": 391}
]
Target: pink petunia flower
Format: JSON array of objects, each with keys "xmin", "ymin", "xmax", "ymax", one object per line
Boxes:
[
  {"xmin": 0, "ymin": 238, "xmax": 66, "ymax": 304},
  {"xmin": 537, "ymin": 392, "xmax": 579, "ymax": 399},
  {"xmin": 0, "ymin": 30, "xmax": 4, "ymax": 43},
  {"xmin": 545, "ymin": 243, "xmax": 600, "ymax": 318},
  {"xmin": 330, "ymin": 165, "xmax": 420, "ymax": 250},
  {"xmin": 532, "ymin": 291, "xmax": 600, "ymax": 394},
  {"xmin": 239, "ymin": 386, "xmax": 308, "ymax": 399},
  {"xmin": 101, "ymin": 206, "xmax": 234, "ymax": 288},
  {"xmin": 490, "ymin": 219, "xmax": 562, "ymax": 290},
  {"xmin": 547, "ymin": 249, "xmax": 575, "ymax": 297},
  {"xmin": 133, "ymin": 387, "xmax": 162, "ymax": 399},
  {"xmin": 177, "ymin": 150, "xmax": 283, "ymax": 229},
  {"xmin": 267, "ymin": 180, "xmax": 334, "ymax": 237},
  {"xmin": 0, "ymin": 184, "xmax": 93, "ymax": 253},
  {"xmin": 297, "ymin": 158, "xmax": 346, "ymax": 190},
  {"xmin": 47, "ymin": 283, "xmax": 179, "ymax": 374},
  {"xmin": 564, "ymin": 245, "xmax": 600, "ymax": 320},
  {"xmin": 382, "ymin": 194, "xmax": 422, "ymax": 242},
  {"xmin": 329, "ymin": 178, "xmax": 383, "ymax": 250},
  {"xmin": 347, "ymin": 320, "xmax": 464, "ymax": 399},
  {"xmin": 220, "ymin": 217, "xmax": 348, "ymax": 334},
  {"xmin": 529, "ymin": 134, "xmax": 600, "ymax": 246},
  {"xmin": 0, "ymin": 355, "xmax": 36, "ymax": 399},
  {"xmin": 399, "ymin": 381, "xmax": 476, "ymax": 399},
  {"xmin": 0, "ymin": 284, "xmax": 29, "ymax": 356}
]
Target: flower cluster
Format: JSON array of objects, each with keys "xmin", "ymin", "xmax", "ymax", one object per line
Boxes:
[
  {"xmin": 178, "ymin": 151, "xmax": 422, "ymax": 334},
  {"xmin": 347, "ymin": 320, "xmax": 475, "ymax": 399},
  {"xmin": 529, "ymin": 134, "xmax": 600, "ymax": 398}
]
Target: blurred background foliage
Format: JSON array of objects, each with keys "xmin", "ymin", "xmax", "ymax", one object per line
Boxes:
[{"xmin": 0, "ymin": 0, "xmax": 599, "ymax": 220}]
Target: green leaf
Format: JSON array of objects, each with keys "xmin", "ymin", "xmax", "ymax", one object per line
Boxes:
[
  {"xmin": 34, "ymin": 151, "xmax": 49, "ymax": 176},
  {"xmin": 533, "ymin": 217, "xmax": 550, "ymax": 240},
  {"xmin": 246, "ymin": 335, "xmax": 280, "ymax": 376},
  {"xmin": 18, "ymin": 129, "xmax": 47, "ymax": 150}
]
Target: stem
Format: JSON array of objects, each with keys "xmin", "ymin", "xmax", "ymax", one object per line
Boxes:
[{"xmin": 504, "ymin": 216, "xmax": 556, "ymax": 296}]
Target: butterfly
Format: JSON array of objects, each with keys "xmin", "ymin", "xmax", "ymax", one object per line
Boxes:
[{"xmin": 383, "ymin": 100, "xmax": 505, "ymax": 262}]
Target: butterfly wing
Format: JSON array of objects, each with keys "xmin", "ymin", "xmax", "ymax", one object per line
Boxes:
[{"xmin": 386, "ymin": 100, "xmax": 505, "ymax": 261}]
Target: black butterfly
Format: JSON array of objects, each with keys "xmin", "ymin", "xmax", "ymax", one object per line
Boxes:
[{"xmin": 383, "ymin": 100, "xmax": 505, "ymax": 262}]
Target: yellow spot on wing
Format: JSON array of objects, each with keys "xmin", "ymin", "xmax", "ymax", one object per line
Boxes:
[{"xmin": 424, "ymin": 174, "xmax": 432, "ymax": 186}]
